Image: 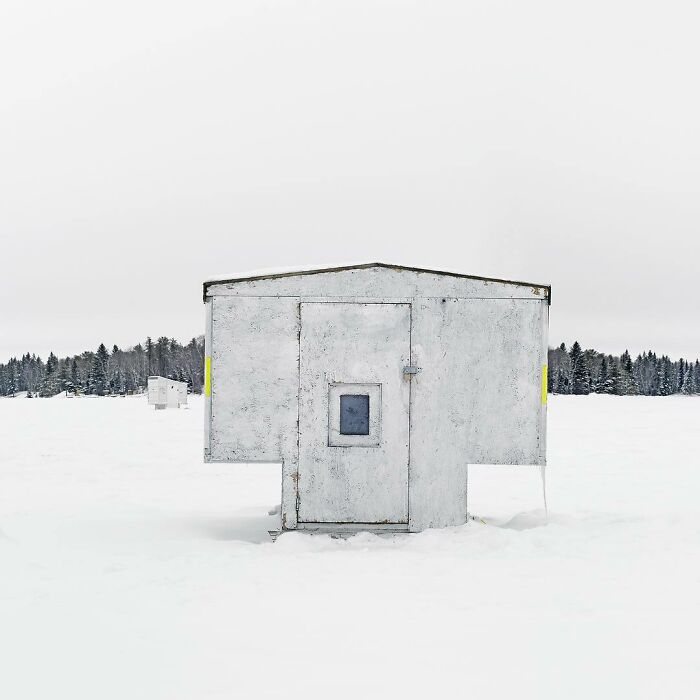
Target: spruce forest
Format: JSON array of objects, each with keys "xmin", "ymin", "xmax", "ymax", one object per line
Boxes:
[
  {"xmin": 0, "ymin": 337, "xmax": 205, "ymax": 397},
  {"xmin": 0, "ymin": 337, "xmax": 698, "ymax": 397},
  {"xmin": 548, "ymin": 342, "xmax": 700, "ymax": 395}
]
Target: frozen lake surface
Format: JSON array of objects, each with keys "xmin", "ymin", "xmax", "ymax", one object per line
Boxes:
[{"xmin": 1, "ymin": 394, "xmax": 698, "ymax": 699}]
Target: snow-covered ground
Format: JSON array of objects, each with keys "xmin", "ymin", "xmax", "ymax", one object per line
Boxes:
[{"xmin": 1, "ymin": 395, "xmax": 698, "ymax": 699}]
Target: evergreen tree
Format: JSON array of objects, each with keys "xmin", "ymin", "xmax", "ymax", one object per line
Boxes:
[
  {"xmin": 609, "ymin": 357, "xmax": 623, "ymax": 395},
  {"xmin": 40, "ymin": 352, "xmax": 60, "ymax": 397},
  {"xmin": 596, "ymin": 356, "xmax": 610, "ymax": 393},
  {"xmin": 145, "ymin": 337, "xmax": 155, "ymax": 376},
  {"xmin": 569, "ymin": 341, "xmax": 590, "ymax": 395},
  {"xmin": 620, "ymin": 350, "xmax": 636, "ymax": 394},
  {"xmin": 7, "ymin": 359, "xmax": 19, "ymax": 396},
  {"xmin": 155, "ymin": 337, "xmax": 170, "ymax": 376},
  {"xmin": 58, "ymin": 358, "xmax": 73, "ymax": 394},
  {"xmin": 70, "ymin": 358, "xmax": 79, "ymax": 392},
  {"xmin": 556, "ymin": 367, "xmax": 570, "ymax": 394},
  {"xmin": 89, "ymin": 344, "xmax": 110, "ymax": 395},
  {"xmin": 658, "ymin": 356, "xmax": 673, "ymax": 396},
  {"xmin": 548, "ymin": 343, "xmax": 571, "ymax": 394},
  {"xmin": 681, "ymin": 364, "xmax": 695, "ymax": 395}
]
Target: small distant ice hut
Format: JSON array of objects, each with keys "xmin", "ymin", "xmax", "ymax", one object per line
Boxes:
[
  {"xmin": 147, "ymin": 376, "xmax": 188, "ymax": 410},
  {"xmin": 202, "ymin": 263, "xmax": 550, "ymax": 533}
]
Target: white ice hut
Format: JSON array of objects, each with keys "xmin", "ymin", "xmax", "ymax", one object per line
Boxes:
[
  {"xmin": 148, "ymin": 376, "xmax": 188, "ymax": 409},
  {"xmin": 203, "ymin": 263, "xmax": 550, "ymax": 533}
]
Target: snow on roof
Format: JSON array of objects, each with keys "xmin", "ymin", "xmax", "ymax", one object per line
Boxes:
[{"xmin": 203, "ymin": 262, "xmax": 550, "ymax": 301}]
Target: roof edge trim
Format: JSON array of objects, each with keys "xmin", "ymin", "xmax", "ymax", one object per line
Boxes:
[{"xmin": 202, "ymin": 262, "xmax": 551, "ymax": 304}]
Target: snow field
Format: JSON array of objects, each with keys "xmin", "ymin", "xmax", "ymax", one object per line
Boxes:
[{"xmin": 1, "ymin": 395, "xmax": 698, "ymax": 699}]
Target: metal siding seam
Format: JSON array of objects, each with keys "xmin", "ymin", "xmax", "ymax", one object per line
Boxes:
[
  {"xmin": 538, "ymin": 300, "xmax": 549, "ymax": 465},
  {"xmin": 203, "ymin": 298, "xmax": 214, "ymax": 461},
  {"xmin": 407, "ymin": 301, "xmax": 413, "ymax": 529},
  {"xmin": 295, "ymin": 301, "xmax": 302, "ymax": 524}
]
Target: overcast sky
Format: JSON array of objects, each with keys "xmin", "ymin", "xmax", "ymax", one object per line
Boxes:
[{"xmin": 2, "ymin": 1, "xmax": 699, "ymax": 362}]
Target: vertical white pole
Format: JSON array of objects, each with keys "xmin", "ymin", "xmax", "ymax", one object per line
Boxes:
[
  {"xmin": 540, "ymin": 465, "xmax": 548, "ymax": 516},
  {"xmin": 465, "ymin": 464, "xmax": 469, "ymax": 524}
]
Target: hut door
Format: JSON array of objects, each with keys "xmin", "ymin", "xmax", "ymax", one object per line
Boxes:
[{"xmin": 298, "ymin": 302, "xmax": 411, "ymax": 524}]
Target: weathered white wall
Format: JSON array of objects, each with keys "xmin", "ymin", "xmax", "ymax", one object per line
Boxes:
[
  {"xmin": 208, "ymin": 296, "xmax": 300, "ymax": 528},
  {"xmin": 206, "ymin": 266, "xmax": 548, "ymax": 301},
  {"xmin": 409, "ymin": 298, "xmax": 547, "ymax": 530},
  {"xmin": 206, "ymin": 267, "xmax": 548, "ymax": 532},
  {"xmin": 147, "ymin": 376, "xmax": 167, "ymax": 406}
]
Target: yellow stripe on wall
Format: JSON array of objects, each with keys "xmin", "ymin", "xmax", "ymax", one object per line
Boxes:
[
  {"xmin": 204, "ymin": 356, "xmax": 212, "ymax": 397},
  {"xmin": 541, "ymin": 364, "xmax": 548, "ymax": 405}
]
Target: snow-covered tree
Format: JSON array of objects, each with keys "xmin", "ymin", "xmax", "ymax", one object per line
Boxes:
[
  {"xmin": 89, "ymin": 344, "xmax": 110, "ymax": 395},
  {"xmin": 569, "ymin": 341, "xmax": 590, "ymax": 395}
]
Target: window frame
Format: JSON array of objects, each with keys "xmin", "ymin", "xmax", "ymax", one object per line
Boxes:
[{"xmin": 327, "ymin": 383, "xmax": 382, "ymax": 447}]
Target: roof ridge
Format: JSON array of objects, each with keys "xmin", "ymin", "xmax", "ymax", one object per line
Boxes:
[{"xmin": 203, "ymin": 262, "xmax": 550, "ymax": 303}]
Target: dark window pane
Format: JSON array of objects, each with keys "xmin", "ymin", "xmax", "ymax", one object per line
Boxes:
[{"xmin": 339, "ymin": 394, "xmax": 370, "ymax": 435}]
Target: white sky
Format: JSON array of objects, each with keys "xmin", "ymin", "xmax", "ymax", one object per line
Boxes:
[{"xmin": 2, "ymin": 1, "xmax": 699, "ymax": 362}]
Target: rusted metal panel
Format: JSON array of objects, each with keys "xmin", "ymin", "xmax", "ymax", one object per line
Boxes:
[
  {"xmin": 297, "ymin": 302, "xmax": 410, "ymax": 524},
  {"xmin": 206, "ymin": 265, "xmax": 548, "ymax": 302}
]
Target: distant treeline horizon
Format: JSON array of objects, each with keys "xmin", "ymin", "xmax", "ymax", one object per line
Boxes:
[
  {"xmin": 0, "ymin": 337, "xmax": 698, "ymax": 397},
  {"xmin": 548, "ymin": 342, "xmax": 700, "ymax": 396},
  {"xmin": 0, "ymin": 337, "xmax": 205, "ymax": 397}
]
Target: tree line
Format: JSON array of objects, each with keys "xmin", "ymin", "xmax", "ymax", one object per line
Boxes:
[
  {"xmin": 1, "ymin": 336, "xmax": 697, "ymax": 398},
  {"xmin": 549, "ymin": 342, "xmax": 700, "ymax": 395},
  {"xmin": 0, "ymin": 337, "xmax": 205, "ymax": 397}
]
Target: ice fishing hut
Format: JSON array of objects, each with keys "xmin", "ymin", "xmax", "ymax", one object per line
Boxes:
[
  {"xmin": 203, "ymin": 263, "xmax": 550, "ymax": 533},
  {"xmin": 148, "ymin": 376, "xmax": 188, "ymax": 409}
]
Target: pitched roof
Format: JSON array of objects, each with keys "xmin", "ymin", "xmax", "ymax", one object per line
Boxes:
[{"xmin": 204, "ymin": 262, "xmax": 550, "ymax": 303}]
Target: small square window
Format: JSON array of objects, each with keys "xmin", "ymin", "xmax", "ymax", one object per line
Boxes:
[
  {"xmin": 328, "ymin": 383, "xmax": 381, "ymax": 447},
  {"xmin": 339, "ymin": 394, "xmax": 370, "ymax": 435}
]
